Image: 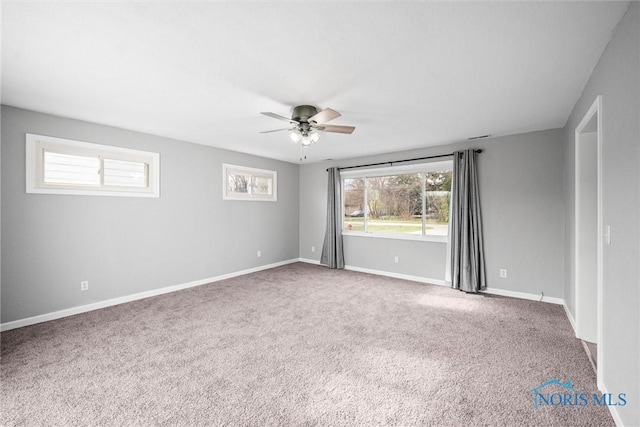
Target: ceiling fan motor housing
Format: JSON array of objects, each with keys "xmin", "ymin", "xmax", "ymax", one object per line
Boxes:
[{"xmin": 292, "ymin": 105, "xmax": 319, "ymax": 123}]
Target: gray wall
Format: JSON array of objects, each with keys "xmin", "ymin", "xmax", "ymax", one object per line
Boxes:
[
  {"xmin": 562, "ymin": 3, "xmax": 639, "ymax": 425},
  {"xmin": 300, "ymin": 128, "xmax": 565, "ymax": 298},
  {"xmin": 0, "ymin": 108, "xmax": 2, "ymax": 323},
  {"xmin": 1, "ymin": 106, "xmax": 300, "ymax": 323}
]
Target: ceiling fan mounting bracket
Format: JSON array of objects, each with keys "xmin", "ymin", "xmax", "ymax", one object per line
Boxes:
[{"xmin": 292, "ymin": 105, "xmax": 319, "ymax": 123}]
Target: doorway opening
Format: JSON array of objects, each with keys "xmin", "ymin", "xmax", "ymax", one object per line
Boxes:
[{"xmin": 574, "ymin": 95, "xmax": 603, "ymax": 388}]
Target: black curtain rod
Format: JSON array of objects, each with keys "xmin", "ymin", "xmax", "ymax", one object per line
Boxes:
[{"xmin": 327, "ymin": 149, "xmax": 483, "ymax": 172}]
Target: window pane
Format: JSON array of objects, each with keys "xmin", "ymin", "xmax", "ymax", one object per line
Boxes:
[
  {"xmin": 341, "ymin": 164, "xmax": 453, "ymax": 238},
  {"xmin": 366, "ymin": 174, "xmax": 422, "ymax": 235},
  {"xmin": 227, "ymin": 173, "xmax": 250, "ymax": 194},
  {"xmin": 103, "ymin": 159, "xmax": 148, "ymax": 188},
  {"xmin": 251, "ymin": 175, "xmax": 273, "ymax": 195},
  {"xmin": 425, "ymin": 171, "xmax": 452, "ymax": 236},
  {"xmin": 343, "ymin": 177, "xmax": 365, "ymax": 231},
  {"xmin": 43, "ymin": 151, "xmax": 100, "ymax": 186}
]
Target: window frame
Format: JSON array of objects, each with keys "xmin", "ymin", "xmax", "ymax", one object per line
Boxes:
[
  {"xmin": 341, "ymin": 160, "xmax": 453, "ymax": 243},
  {"xmin": 222, "ymin": 163, "xmax": 277, "ymax": 202},
  {"xmin": 26, "ymin": 133, "xmax": 160, "ymax": 198}
]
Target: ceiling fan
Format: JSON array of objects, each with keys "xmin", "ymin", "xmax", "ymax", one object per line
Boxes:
[{"xmin": 260, "ymin": 105, "xmax": 355, "ymax": 159}]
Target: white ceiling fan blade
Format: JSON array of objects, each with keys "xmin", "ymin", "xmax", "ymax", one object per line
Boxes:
[
  {"xmin": 318, "ymin": 124, "xmax": 355, "ymax": 134},
  {"xmin": 308, "ymin": 108, "xmax": 341, "ymax": 125},
  {"xmin": 261, "ymin": 112, "xmax": 299, "ymax": 124}
]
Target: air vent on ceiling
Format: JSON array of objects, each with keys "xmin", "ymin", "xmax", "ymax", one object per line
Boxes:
[{"xmin": 468, "ymin": 134, "xmax": 492, "ymax": 141}]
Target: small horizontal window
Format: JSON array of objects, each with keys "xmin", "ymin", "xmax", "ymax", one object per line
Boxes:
[
  {"xmin": 222, "ymin": 164, "xmax": 277, "ymax": 201},
  {"xmin": 26, "ymin": 133, "xmax": 160, "ymax": 197}
]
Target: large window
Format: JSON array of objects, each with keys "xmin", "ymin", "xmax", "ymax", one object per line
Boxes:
[
  {"xmin": 26, "ymin": 133, "xmax": 160, "ymax": 197},
  {"xmin": 342, "ymin": 161, "xmax": 452, "ymax": 241}
]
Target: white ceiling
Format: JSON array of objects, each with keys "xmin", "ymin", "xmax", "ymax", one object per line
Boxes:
[{"xmin": 1, "ymin": 1, "xmax": 629, "ymax": 164}]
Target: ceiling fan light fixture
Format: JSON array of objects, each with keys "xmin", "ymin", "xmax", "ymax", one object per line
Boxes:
[
  {"xmin": 301, "ymin": 130, "xmax": 320, "ymax": 146},
  {"xmin": 310, "ymin": 131, "xmax": 320, "ymax": 143},
  {"xmin": 289, "ymin": 129, "xmax": 302, "ymax": 143}
]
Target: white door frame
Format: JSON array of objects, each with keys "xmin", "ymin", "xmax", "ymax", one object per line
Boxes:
[{"xmin": 574, "ymin": 95, "xmax": 603, "ymax": 390}]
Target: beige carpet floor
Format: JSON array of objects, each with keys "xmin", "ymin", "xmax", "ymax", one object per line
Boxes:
[{"xmin": 1, "ymin": 262, "xmax": 613, "ymax": 426}]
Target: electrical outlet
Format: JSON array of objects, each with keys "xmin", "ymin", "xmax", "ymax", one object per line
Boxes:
[
  {"xmin": 80, "ymin": 281, "xmax": 89, "ymax": 291},
  {"xmin": 394, "ymin": 256, "xmax": 399, "ymax": 264},
  {"xmin": 311, "ymin": 246, "xmax": 315, "ymax": 253},
  {"xmin": 257, "ymin": 250, "xmax": 261, "ymax": 258},
  {"xmin": 499, "ymin": 269, "xmax": 507, "ymax": 279}
]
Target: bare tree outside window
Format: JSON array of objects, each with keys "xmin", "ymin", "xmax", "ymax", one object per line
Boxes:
[
  {"xmin": 344, "ymin": 178, "xmax": 365, "ymax": 231},
  {"xmin": 425, "ymin": 171, "xmax": 452, "ymax": 224},
  {"xmin": 228, "ymin": 173, "xmax": 249, "ymax": 193}
]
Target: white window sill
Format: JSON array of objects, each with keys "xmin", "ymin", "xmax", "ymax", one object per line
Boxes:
[{"xmin": 342, "ymin": 231, "xmax": 448, "ymax": 243}]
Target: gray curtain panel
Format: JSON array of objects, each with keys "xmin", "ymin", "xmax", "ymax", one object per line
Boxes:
[
  {"xmin": 451, "ymin": 149, "xmax": 486, "ymax": 292},
  {"xmin": 320, "ymin": 167, "xmax": 345, "ymax": 269}
]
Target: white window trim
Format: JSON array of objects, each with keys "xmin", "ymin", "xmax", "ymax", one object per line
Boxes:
[
  {"xmin": 340, "ymin": 160, "xmax": 452, "ymax": 179},
  {"xmin": 26, "ymin": 133, "xmax": 160, "ymax": 198},
  {"xmin": 222, "ymin": 163, "xmax": 277, "ymax": 202},
  {"xmin": 341, "ymin": 159, "xmax": 453, "ymax": 242},
  {"xmin": 344, "ymin": 231, "xmax": 448, "ymax": 243}
]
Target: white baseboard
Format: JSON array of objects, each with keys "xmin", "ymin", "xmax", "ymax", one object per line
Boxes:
[
  {"xmin": 299, "ymin": 258, "xmax": 444, "ymax": 285},
  {"xmin": 563, "ymin": 303, "xmax": 578, "ymax": 336},
  {"xmin": 299, "ymin": 259, "xmax": 568, "ymax": 306},
  {"xmin": 482, "ymin": 287, "xmax": 564, "ymax": 305},
  {"xmin": 7, "ymin": 258, "xmax": 566, "ymax": 332},
  {"xmin": 600, "ymin": 382, "xmax": 624, "ymax": 426},
  {"xmin": 298, "ymin": 257, "xmax": 321, "ymax": 265},
  {"xmin": 344, "ymin": 265, "xmax": 447, "ymax": 286},
  {"xmin": 0, "ymin": 259, "xmax": 299, "ymax": 332},
  {"xmin": 300, "ymin": 260, "xmax": 447, "ymax": 287}
]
